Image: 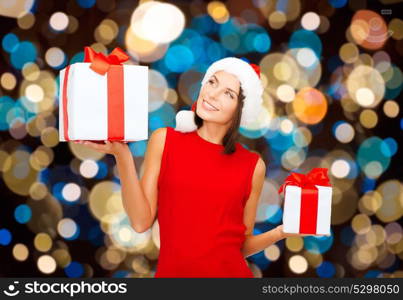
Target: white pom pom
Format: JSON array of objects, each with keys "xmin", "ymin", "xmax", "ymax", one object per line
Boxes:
[{"xmin": 175, "ymin": 110, "xmax": 198, "ymax": 133}]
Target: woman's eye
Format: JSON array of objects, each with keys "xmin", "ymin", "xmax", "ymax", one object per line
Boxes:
[
  {"xmin": 226, "ymin": 91, "xmax": 234, "ymax": 99},
  {"xmin": 208, "ymin": 79, "xmax": 214, "ymax": 84}
]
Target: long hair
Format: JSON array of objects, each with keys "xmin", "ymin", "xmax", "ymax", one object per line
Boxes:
[{"xmin": 194, "ymin": 86, "xmax": 245, "ymax": 155}]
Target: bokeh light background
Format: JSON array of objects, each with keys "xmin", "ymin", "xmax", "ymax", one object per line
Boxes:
[{"xmin": 0, "ymin": 0, "xmax": 402, "ymax": 278}]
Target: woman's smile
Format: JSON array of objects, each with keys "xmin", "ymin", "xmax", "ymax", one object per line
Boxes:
[{"xmin": 202, "ymin": 99, "xmax": 219, "ymax": 111}]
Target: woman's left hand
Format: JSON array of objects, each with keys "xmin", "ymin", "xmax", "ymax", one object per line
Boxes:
[{"xmin": 275, "ymin": 224, "xmax": 330, "ymax": 239}]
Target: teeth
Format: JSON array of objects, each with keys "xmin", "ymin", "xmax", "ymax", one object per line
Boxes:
[{"xmin": 204, "ymin": 100, "xmax": 217, "ymax": 110}]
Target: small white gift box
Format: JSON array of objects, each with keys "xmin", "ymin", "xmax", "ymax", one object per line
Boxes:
[
  {"xmin": 278, "ymin": 168, "xmax": 333, "ymax": 235},
  {"xmin": 59, "ymin": 47, "xmax": 148, "ymax": 142}
]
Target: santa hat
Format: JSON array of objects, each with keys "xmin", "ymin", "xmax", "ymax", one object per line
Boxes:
[{"xmin": 175, "ymin": 57, "xmax": 264, "ymax": 133}]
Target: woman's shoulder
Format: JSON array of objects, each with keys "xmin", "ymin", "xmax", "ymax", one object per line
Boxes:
[
  {"xmin": 148, "ymin": 127, "xmax": 168, "ymax": 157},
  {"xmin": 160, "ymin": 126, "xmax": 178, "ymax": 134},
  {"xmin": 236, "ymin": 143, "xmax": 265, "ymax": 176},
  {"xmin": 150, "ymin": 127, "xmax": 168, "ymax": 141},
  {"xmin": 150, "ymin": 126, "xmax": 183, "ymax": 144},
  {"xmin": 165, "ymin": 126, "xmax": 194, "ymax": 138}
]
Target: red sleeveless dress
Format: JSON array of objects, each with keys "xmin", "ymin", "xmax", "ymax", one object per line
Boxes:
[{"xmin": 154, "ymin": 126, "xmax": 260, "ymax": 278}]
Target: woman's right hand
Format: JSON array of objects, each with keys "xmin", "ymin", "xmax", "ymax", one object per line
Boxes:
[
  {"xmin": 275, "ymin": 224, "xmax": 330, "ymax": 239},
  {"xmin": 73, "ymin": 140, "xmax": 130, "ymax": 157}
]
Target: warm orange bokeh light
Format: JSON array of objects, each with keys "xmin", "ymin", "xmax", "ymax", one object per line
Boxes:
[{"xmin": 293, "ymin": 87, "xmax": 328, "ymax": 125}]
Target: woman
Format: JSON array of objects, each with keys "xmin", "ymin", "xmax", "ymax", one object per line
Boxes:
[{"xmin": 76, "ymin": 57, "xmax": 317, "ymax": 277}]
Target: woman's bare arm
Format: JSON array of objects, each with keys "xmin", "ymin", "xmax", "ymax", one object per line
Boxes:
[
  {"xmin": 76, "ymin": 127, "xmax": 167, "ymax": 233},
  {"xmin": 116, "ymin": 127, "xmax": 166, "ymax": 232}
]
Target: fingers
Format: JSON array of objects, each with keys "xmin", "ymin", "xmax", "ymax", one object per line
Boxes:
[
  {"xmin": 73, "ymin": 140, "xmax": 107, "ymax": 152},
  {"xmin": 83, "ymin": 141, "xmax": 105, "ymax": 149},
  {"xmin": 285, "ymin": 233, "xmax": 328, "ymax": 238},
  {"xmin": 73, "ymin": 140, "xmax": 110, "ymax": 145}
]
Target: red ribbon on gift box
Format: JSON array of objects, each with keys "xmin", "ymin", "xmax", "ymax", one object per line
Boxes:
[
  {"xmin": 83, "ymin": 46, "xmax": 129, "ymax": 75},
  {"xmin": 63, "ymin": 47, "xmax": 130, "ymax": 141},
  {"xmin": 278, "ymin": 168, "xmax": 331, "ymax": 234}
]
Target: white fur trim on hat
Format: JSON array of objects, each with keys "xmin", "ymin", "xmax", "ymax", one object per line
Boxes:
[
  {"xmin": 175, "ymin": 110, "xmax": 197, "ymax": 133},
  {"xmin": 175, "ymin": 57, "xmax": 263, "ymax": 133}
]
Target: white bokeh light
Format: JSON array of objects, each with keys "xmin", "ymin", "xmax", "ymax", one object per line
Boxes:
[
  {"xmin": 49, "ymin": 12, "xmax": 68, "ymax": 31},
  {"xmin": 130, "ymin": 1, "xmax": 185, "ymax": 44},
  {"xmin": 79, "ymin": 159, "xmax": 99, "ymax": 178},
  {"xmin": 277, "ymin": 84, "xmax": 295, "ymax": 103},
  {"xmin": 45, "ymin": 47, "xmax": 65, "ymax": 67},
  {"xmin": 57, "ymin": 218, "xmax": 78, "ymax": 239},
  {"xmin": 335, "ymin": 122, "xmax": 355, "ymax": 143},
  {"xmin": 37, "ymin": 255, "xmax": 57, "ymax": 274},
  {"xmin": 331, "ymin": 159, "xmax": 351, "ymax": 178},
  {"xmin": 301, "ymin": 12, "xmax": 320, "ymax": 31},
  {"xmin": 62, "ymin": 183, "xmax": 81, "ymax": 202},
  {"xmin": 356, "ymin": 88, "xmax": 375, "ymax": 107},
  {"xmin": 296, "ymin": 48, "xmax": 317, "ymax": 68},
  {"xmin": 289, "ymin": 255, "xmax": 308, "ymax": 274}
]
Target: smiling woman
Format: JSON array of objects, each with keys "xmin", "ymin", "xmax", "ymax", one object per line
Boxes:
[
  {"xmin": 77, "ymin": 57, "xmax": 304, "ymax": 278},
  {"xmin": 151, "ymin": 57, "xmax": 269, "ymax": 277}
]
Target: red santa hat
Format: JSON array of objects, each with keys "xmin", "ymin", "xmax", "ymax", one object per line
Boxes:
[{"xmin": 175, "ymin": 57, "xmax": 264, "ymax": 133}]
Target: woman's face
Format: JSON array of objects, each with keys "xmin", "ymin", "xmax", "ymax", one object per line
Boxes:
[{"xmin": 196, "ymin": 70, "xmax": 241, "ymax": 125}]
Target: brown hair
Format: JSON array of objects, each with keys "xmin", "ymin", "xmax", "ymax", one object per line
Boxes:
[{"xmin": 194, "ymin": 86, "xmax": 245, "ymax": 155}]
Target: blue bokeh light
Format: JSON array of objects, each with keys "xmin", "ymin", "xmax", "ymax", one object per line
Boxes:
[
  {"xmin": 304, "ymin": 231, "xmax": 334, "ymax": 254},
  {"xmin": 266, "ymin": 205, "xmax": 283, "ymax": 224},
  {"xmin": 76, "ymin": 0, "xmax": 96, "ymax": 8},
  {"xmin": 364, "ymin": 270, "xmax": 382, "ymax": 278},
  {"xmin": 381, "ymin": 137, "xmax": 398, "ymax": 157},
  {"xmin": 10, "ymin": 41, "xmax": 37, "ymax": 70},
  {"xmin": 2, "ymin": 33, "xmax": 19, "ymax": 53},
  {"xmin": 0, "ymin": 96, "xmax": 15, "ymax": 130},
  {"xmin": 14, "ymin": 204, "xmax": 32, "ymax": 224},
  {"xmin": 70, "ymin": 51, "xmax": 84, "ymax": 64},
  {"xmin": 149, "ymin": 102, "xmax": 176, "ymax": 131},
  {"xmin": 0, "ymin": 228, "xmax": 12, "ymax": 246},
  {"xmin": 340, "ymin": 226, "xmax": 355, "ymax": 247},
  {"xmin": 253, "ymin": 32, "xmax": 271, "ymax": 53},
  {"xmin": 316, "ymin": 261, "xmax": 336, "ymax": 277},
  {"xmin": 65, "ymin": 261, "xmax": 84, "ymax": 277},
  {"xmin": 361, "ymin": 176, "xmax": 376, "ymax": 193},
  {"xmin": 329, "ymin": 0, "xmax": 347, "ymax": 8},
  {"xmin": 190, "ymin": 14, "xmax": 219, "ymax": 35},
  {"xmin": 357, "ymin": 137, "xmax": 391, "ymax": 175},
  {"xmin": 165, "ymin": 45, "xmax": 194, "ymax": 72},
  {"xmin": 129, "ymin": 140, "xmax": 147, "ymax": 157},
  {"xmin": 94, "ymin": 160, "xmax": 108, "ymax": 180},
  {"xmin": 289, "ymin": 29, "xmax": 322, "ymax": 59}
]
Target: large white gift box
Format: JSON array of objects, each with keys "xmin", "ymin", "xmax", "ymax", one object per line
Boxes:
[
  {"xmin": 59, "ymin": 47, "xmax": 148, "ymax": 142},
  {"xmin": 278, "ymin": 168, "xmax": 333, "ymax": 235}
]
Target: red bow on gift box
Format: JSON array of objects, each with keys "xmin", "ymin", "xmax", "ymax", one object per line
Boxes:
[
  {"xmin": 84, "ymin": 46, "xmax": 129, "ymax": 75},
  {"xmin": 278, "ymin": 168, "xmax": 331, "ymax": 234},
  {"xmin": 278, "ymin": 168, "xmax": 331, "ymax": 194}
]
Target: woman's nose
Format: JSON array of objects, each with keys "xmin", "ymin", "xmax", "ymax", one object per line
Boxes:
[{"xmin": 207, "ymin": 87, "xmax": 221, "ymax": 99}]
